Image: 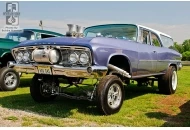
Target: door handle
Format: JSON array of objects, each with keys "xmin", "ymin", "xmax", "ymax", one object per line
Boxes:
[{"xmin": 153, "ymin": 50, "xmax": 156, "ymax": 53}]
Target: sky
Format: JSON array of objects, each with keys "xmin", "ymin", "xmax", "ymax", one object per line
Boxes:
[{"xmin": 0, "ymin": 1, "xmax": 190, "ymax": 43}]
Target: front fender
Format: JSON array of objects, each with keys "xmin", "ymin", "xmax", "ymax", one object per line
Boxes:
[
  {"xmin": 0, "ymin": 51, "xmax": 11, "ymax": 58},
  {"xmin": 106, "ymin": 53, "xmax": 132, "ymax": 74},
  {"xmin": 1, "ymin": 50, "xmax": 11, "ymax": 57}
]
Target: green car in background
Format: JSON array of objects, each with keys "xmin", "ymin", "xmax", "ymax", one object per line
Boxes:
[{"xmin": 0, "ymin": 29, "xmax": 64, "ymax": 91}]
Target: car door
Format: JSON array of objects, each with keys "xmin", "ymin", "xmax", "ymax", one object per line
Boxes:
[
  {"xmin": 150, "ymin": 32, "xmax": 164, "ymax": 73},
  {"xmin": 137, "ymin": 28, "xmax": 157, "ymax": 75}
]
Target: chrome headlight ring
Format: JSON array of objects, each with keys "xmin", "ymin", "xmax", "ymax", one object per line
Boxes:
[
  {"xmin": 79, "ymin": 52, "xmax": 89, "ymax": 64},
  {"xmin": 49, "ymin": 49, "xmax": 60, "ymax": 64},
  {"xmin": 15, "ymin": 51, "xmax": 23, "ymax": 63},
  {"xmin": 68, "ymin": 52, "xmax": 79, "ymax": 63},
  {"xmin": 23, "ymin": 51, "xmax": 31, "ymax": 62}
]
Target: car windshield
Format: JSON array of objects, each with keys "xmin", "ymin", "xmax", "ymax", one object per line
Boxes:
[
  {"xmin": 5, "ymin": 30, "xmax": 35, "ymax": 42},
  {"xmin": 84, "ymin": 24, "xmax": 138, "ymax": 41}
]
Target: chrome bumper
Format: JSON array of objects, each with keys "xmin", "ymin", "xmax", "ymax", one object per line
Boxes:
[{"xmin": 8, "ymin": 61, "xmax": 108, "ymax": 79}]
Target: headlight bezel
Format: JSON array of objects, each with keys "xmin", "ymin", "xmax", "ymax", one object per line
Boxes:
[
  {"xmin": 68, "ymin": 52, "xmax": 79, "ymax": 64},
  {"xmin": 23, "ymin": 51, "xmax": 31, "ymax": 62},
  {"xmin": 49, "ymin": 49, "xmax": 61, "ymax": 64},
  {"xmin": 79, "ymin": 52, "xmax": 89, "ymax": 64},
  {"xmin": 15, "ymin": 51, "xmax": 23, "ymax": 63}
]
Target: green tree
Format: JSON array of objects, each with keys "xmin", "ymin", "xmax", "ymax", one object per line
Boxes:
[
  {"xmin": 173, "ymin": 42, "xmax": 183, "ymax": 53},
  {"xmin": 182, "ymin": 51, "xmax": 190, "ymax": 61},
  {"xmin": 182, "ymin": 39, "xmax": 190, "ymax": 52}
]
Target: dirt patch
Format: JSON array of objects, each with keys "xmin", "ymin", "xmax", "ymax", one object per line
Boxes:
[
  {"xmin": 158, "ymin": 95, "xmax": 188, "ymax": 115},
  {"xmin": 157, "ymin": 95, "xmax": 190, "ymax": 126},
  {"xmin": 0, "ymin": 106, "xmax": 123, "ymax": 127},
  {"xmin": 0, "ymin": 106, "xmax": 75, "ymax": 126}
]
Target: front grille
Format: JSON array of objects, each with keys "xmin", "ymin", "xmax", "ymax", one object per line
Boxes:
[{"xmin": 12, "ymin": 45, "xmax": 92, "ymax": 67}]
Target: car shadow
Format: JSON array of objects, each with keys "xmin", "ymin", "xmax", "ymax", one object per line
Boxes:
[
  {"xmin": 146, "ymin": 100, "xmax": 190, "ymax": 127},
  {"xmin": 124, "ymin": 83, "xmax": 158, "ymax": 100},
  {"xmin": 0, "ymin": 81, "xmax": 160, "ymax": 117},
  {"xmin": 19, "ymin": 78, "xmax": 32, "ymax": 88}
]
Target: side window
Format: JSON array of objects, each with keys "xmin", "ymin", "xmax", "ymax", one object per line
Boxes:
[
  {"xmin": 151, "ymin": 33, "xmax": 161, "ymax": 47},
  {"xmin": 41, "ymin": 34, "xmax": 56, "ymax": 39},
  {"xmin": 160, "ymin": 35, "xmax": 174, "ymax": 48},
  {"xmin": 36, "ymin": 33, "xmax": 41, "ymax": 39},
  {"xmin": 139, "ymin": 29, "xmax": 151, "ymax": 45}
]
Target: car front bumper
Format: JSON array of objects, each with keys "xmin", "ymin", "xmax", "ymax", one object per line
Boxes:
[{"xmin": 8, "ymin": 61, "xmax": 108, "ymax": 79}]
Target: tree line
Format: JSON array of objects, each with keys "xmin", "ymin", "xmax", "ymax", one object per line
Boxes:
[{"xmin": 173, "ymin": 39, "xmax": 190, "ymax": 61}]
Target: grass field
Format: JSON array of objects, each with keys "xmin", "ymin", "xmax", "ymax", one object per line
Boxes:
[{"xmin": 0, "ymin": 66, "xmax": 190, "ymax": 126}]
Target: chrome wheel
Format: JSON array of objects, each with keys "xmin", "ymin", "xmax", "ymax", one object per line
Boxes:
[
  {"xmin": 107, "ymin": 83, "xmax": 122, "ymax": 109},
  {"xmin": 97, "ymin": 75, "xmax": 124, "ymax": 115},
  {"xmin": 172, "ymin": 71, "xmax": 177, "ymax": 91},
  {"xmin": 4, "ymin": 72, "xmax": 17, "ymax": 89}
]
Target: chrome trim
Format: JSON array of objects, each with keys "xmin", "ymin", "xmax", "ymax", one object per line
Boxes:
[
  {"xmin": 108, "ymin": 64, "xmax": 131, "ymax": 78},
  {"xmin": 79, "ymin": 52, "xmax": 89, "ymax": 64},
  {"xmin": 68, "ymin": 52, "xmax": 79, "ymax": 64},
  {"xmin": 12, "ymin": 45, "xmax": 92, "ymax": 65},
  {"xmin": 131, "ymin": 73, "xmax": 165, "ymax": 79},
  {"xmin": 8, "ymin": 61, "xmax": 108, "ymax": 79}
]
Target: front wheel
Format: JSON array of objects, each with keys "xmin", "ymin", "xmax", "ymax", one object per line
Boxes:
[
  {"xmin": 96, "ymin": 75, "xmax": 124, "ymax": 115},
  {"xmin": 158, "ymin": 66, "xmax": 178, "ymax": 94},
  {"xmin": 0, "ymin": 67, "xmax": 20, "ymax": 91},
  {"xmin": 30, "ymin": 74, "xmax": 57, "ymax": 102}
]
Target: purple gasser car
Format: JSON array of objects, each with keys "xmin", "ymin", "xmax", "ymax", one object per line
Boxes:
[{"xmin": 9, "ymin": 24, "xmax": 182, "ymax": 115}]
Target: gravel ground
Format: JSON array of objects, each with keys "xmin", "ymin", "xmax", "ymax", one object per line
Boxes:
[
  {"xmin": 0, "ymin": 106, "xmax": 123, "ymax": 127},
  {"xmin": 0, "ymin": 106, "xmax": 48, "ymax": 127}
]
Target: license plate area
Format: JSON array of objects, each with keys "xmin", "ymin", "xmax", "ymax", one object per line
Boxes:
[{"xmin": 37, "ymin": 66, "xmax": 52, "ymax": 75}]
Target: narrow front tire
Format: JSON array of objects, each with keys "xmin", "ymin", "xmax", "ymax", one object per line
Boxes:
[
  {"xmin": 96, "ymin": 75, "xmax": 124, "ymax": 115},
  {"xmin": 0, "ymin": 67, "xmax": 20, "ymax": 91}
]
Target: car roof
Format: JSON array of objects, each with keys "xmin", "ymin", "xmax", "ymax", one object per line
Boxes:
[
  {"xmin": 23, "ymin": 29, "xmax": 64, "ymax": 36},
  {"xmin": 137, "ymin": 24, "xmax": 172, "ymax": 39},
  {"xmin": 8, "ymin": 29, "xmax": 64, "ymax": 36},
  {"xmin": 85, "ymin": 24, "xmax": 172, "ymax": 39}
]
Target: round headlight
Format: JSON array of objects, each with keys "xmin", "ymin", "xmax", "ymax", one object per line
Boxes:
[
  {"xmin": 15, "ymin": 51, "xmax": 23, "ymax": 62},
  {"xmin": 79, "ymin": 53, "xmax": 89, "ymax": 64},
  {"xmin": 68, "ymin": 52, "xmax": 78, "ymax": 63},
  {"xmin": 49, "ymin": 49, "xmax": 60, "ymax": 64},
  {"xmin": 23, "ymin": 51, "xmax": 30, "ymax": 62}
]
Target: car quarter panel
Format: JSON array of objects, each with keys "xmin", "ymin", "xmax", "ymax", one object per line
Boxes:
[{"xmin": 156, "ymin": 47, "xmax": 182, "ymax": 72}]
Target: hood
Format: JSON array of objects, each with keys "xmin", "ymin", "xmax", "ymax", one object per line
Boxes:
[
  {"xmin": 0, "ymin": 38, "xmax": 14, "ymax": 42},
  {"xmin": 17, "ymin": 37, "xmax": 94, "ymax": 48},
  {"xmin": 0, "ymin": 38, "xmax": 20, "ymax": 57},
  {"xmin": 14, "ymin": 36, "xmax": 134, "ymax": 49},
  {"xmin": 0, "ymin": 38, "xmax": 20, "ymax": 49}
]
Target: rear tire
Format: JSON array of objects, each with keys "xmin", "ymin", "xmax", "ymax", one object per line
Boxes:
[
  {"xmin": 30, "ymin": 74, "xmax": 57, "ymax": 102},
  {"xmin": 158, "ymin": 66, "xmax": 177, "ymax": 94},
  {"xmin": 0, "ymin": 67, "xmax": 20, "ymax": 91},
  {"xmin": 96, "ymin": 75, "xmax": 124, "ymax": 115}
]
